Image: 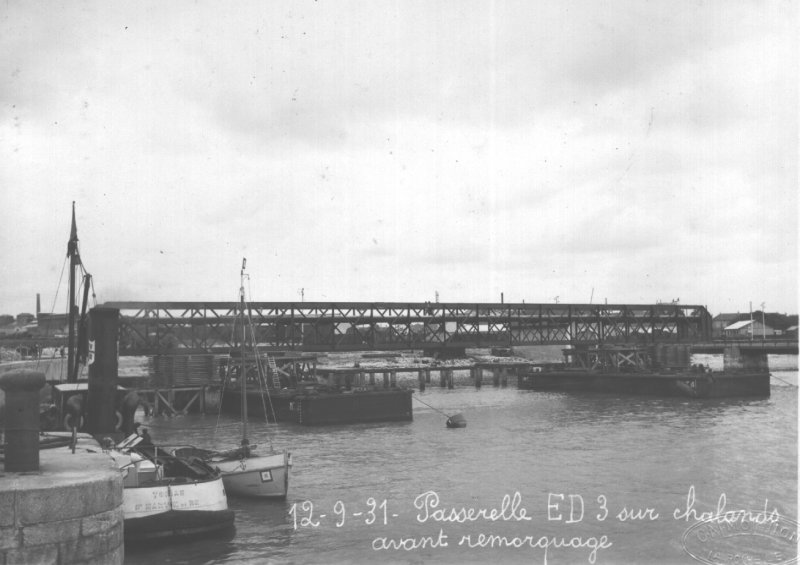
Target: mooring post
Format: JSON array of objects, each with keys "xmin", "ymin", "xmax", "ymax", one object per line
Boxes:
[
  {"xmin": 0, "ymin": 370, "xmax": 46, "ymax": 472},
  {"xmin": 86, "ymin": 307, "xmax": 119, "ymax": 435}
]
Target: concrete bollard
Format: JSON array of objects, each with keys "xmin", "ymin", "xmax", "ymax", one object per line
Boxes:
[{"xmin": 0, "ymin": 369, "xmax": 46, "ymax": 472}]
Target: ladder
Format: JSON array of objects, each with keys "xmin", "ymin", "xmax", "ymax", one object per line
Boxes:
[{"xmin": 266, "ymin": 353, "xmax": 282, "ymax": 389}]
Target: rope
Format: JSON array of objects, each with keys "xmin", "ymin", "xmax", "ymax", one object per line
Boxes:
[
  {"xmin": 771, "ymin": 374, "xmax": 797, "ymax": 387},
  {"xmin": 412, "ymin": 394, "xmax": 453, "ymax": 418},
  {"xmin": 214, "ymin": 298, "xmax": 239, "ymax": 437},
  {"xmin": 49, "ymin": 256, "xmax": 68, "ymax": 318},
  {"xmin": 244, "ymin": 297, "xmax": 278, "ymax": 452}
]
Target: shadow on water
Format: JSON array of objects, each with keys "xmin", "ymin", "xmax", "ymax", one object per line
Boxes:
[{"xmin": 125, "ymin": 525, "xmax": 237, "ymax": 560}]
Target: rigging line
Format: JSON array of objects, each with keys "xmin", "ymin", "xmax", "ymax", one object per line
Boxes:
[
  {"xmin": 243, "ymin": 298, "xmax": 275, "ymax": 414},
  {"xmin": 248, "ymin": 324, "xmax": 274, "ymax": 451},
  {"xmin": 214, "ymin": 292, "xmax": 240, "ymax": 437},
  {"xmin": 49, "ymin": 256, "xmax": 69, "ymax": 317},
  {"xmin": 244, "ymin": 298, "xmax": 279, "ymax": 444},
  {"xmin": 88, "ymin": 276, "xmax": 97, "ymax": 308}
]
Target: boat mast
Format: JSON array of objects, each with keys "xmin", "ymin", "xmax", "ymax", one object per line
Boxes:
[
  {"xmin": 67, "ymin": 202, "xmax": 80, "ymax": 383},
  {"xmin": 240, "ymin": 257, "xmax": 248, "ymax": 444}
]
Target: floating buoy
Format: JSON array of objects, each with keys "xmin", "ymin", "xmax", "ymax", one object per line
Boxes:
[
  {"xmin": 413, "ymin": 394, "xmax": 467, "ymax": 429},
  {"xmin": 446, "ymin": 413, "xmax": 467, "ymax": 429}
]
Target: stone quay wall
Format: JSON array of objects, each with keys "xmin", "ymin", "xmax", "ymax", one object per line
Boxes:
[{"xmin": 0, "ymin": 437, "xmax": 124, "ymax": 564}]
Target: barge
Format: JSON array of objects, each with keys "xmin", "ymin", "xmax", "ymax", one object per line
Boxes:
[
  {"xmin": 518, "ymin": 344, "xmax": 770, "ymax": 398},
  {"xmin": 217, "ymin": 354, "xmax": 413, "ymax": 425},
  {"xmin": 218, "ymin": 386, "xmax": 413, "ymax": 425}
]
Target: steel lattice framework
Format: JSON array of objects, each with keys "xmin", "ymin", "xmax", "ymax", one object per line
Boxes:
[{"xmin": 102, "ymin": 302, "xmax": 712, "ymax": 356}]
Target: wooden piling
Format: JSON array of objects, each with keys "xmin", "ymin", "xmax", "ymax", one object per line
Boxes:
[
  {"xmin": 418, "ymin": 370, "xmax": 426, "ymax": 392},
  {"xmin": 475, "ymin": 367, "xmax": 483, "ymax": 388}
]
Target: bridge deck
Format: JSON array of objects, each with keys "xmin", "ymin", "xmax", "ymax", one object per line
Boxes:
[{"xmin": 101, "ymin": 301, "xmax": 713, "ymax": 355}]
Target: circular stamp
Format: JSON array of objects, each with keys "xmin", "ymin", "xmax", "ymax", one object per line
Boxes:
[{"xmin": 682, "ymin": 510, "xmax": 798, "ymax": 565}]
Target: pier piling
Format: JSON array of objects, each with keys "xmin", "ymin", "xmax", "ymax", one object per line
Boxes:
[
  {"xmin": 474, "ymin": 367, "xmax": 483, "ymax": 389},
  {"xmin": 86, "ymin": 307, "xmax": 119, "ymax": 434}
]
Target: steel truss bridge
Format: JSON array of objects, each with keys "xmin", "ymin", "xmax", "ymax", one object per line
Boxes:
[{"xmin": 102, "ymin": 302, "xmax": 713, "ymax": 356}]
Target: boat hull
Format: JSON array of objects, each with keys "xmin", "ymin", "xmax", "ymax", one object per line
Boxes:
[
  {"xmin": 124, "ymin": 509, "xmax": 235, "ymax": 542},
  {"xmin": 122, "ymin": 474, "xmax": 234, "ymax": 541},
  {"xmin": 518, "ymin": 369, "xmax": 770, "ymax": 398},
  {"xmin": 219, "ymin": 388, "xmax": 414, "ymax": 425},
  {"xmin": 214, "ymin": 452, "xmax": 291, "ymax": 499},
  {"xmin": 294, "ymin": 389, "xmax": 413, "ymax": 425}
]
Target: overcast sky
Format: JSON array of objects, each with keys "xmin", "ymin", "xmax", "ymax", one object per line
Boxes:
[{"xmin": 1, "ymin": 0, "xmax": 797, "ymax": 318}]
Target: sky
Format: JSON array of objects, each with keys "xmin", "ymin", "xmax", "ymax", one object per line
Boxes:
[{"xmin": 1, "ymin": 0, "xmax": 797, "ymax": 318}]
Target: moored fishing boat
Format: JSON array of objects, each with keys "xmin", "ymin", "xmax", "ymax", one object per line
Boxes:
[
  {"xmin": 174, "ymin": 444, "xmax": 291, "ymax": 499},
  {"xmin": 110, "ymin": 438, "xmax": 235, "ymax": 541},
  {"xmin": 177, "ymin": 258, "xmax": 291, "ymax": 499}
]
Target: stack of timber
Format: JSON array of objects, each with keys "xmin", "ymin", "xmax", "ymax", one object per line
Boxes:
[{"xmin": 150, "ymin": 354, "xmax": 216, "ymax": 387}]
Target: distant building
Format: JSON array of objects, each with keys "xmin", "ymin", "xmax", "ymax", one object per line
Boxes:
[
  {"xmin": 712, "ymin": 313, "xmax": 741, "ymax": 337},
  {"xmin": 16, "ymin": 313, "xmax": 35, "ymax": 325},
  {"xmin": 723, "ymin": 319, "xmax": 777, "ymax": 338},
  {"xmin": 37, "ymin": 312, "xmax": 69, "ymax": 336}
]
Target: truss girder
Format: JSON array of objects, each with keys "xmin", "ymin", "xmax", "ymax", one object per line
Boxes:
[{"xmin": 104, "ymin": 302, "xmax": 712, "ymax": 355}]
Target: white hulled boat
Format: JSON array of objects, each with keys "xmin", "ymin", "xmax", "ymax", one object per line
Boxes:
[
  {"xmin": 111, "ymin": 436, "xmax": 235, "ymax": 541},
  {"xmin": 175, "ymin": 258, "xmax": 291, "ymax": 499}
]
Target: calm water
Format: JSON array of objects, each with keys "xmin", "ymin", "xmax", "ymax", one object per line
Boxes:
[{"xmin": 125, "ymin": 355, "xmax": 798, "ymax": 565}]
